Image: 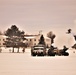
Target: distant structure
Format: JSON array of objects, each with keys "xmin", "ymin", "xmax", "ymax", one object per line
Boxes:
[
  {"xmin": 24, "ymin": 34, "xmax": 51, "ymax": 47},
  {"xmin": 0, "ymin": 34, "xmax": 51, "ymax": 48}
]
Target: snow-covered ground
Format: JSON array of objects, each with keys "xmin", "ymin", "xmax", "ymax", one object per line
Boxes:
[{"xmin": 0, "ymin": 48, "xmax": 76, "ymax": 75}]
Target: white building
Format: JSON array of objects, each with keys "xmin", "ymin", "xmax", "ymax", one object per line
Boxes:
[
  {"xmin": 0, "ymin": 34, "xmax": 51, "ymax": 48},
  {"xmin": 25, "ymin": 34, "xmax": 51, "ymax": 47},
  {"xmin": 0, "ymin": 35, "xmax": 7, "ymax": 47}
]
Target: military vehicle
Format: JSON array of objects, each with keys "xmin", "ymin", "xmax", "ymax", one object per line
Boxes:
[
  {"xmin": 47, "ymin": 45, "xmax": 69, "ymax": 56},
  {"xmin": 31, "ymin": 44, "xmax": 46, "ymax": 56}
]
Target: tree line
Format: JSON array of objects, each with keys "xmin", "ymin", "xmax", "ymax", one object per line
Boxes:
[
  {"xmin": 2, "ymin": 25, "xmax": 56, "ymax": 53},
  {"xmin": 0, "ymin": 25, "xmax": 76, "ymax": 53}
]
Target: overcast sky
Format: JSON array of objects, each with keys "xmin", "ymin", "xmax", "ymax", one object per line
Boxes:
[{"xmin": 0, "ymin": 0, "xmax": 76, "ymax": 35}]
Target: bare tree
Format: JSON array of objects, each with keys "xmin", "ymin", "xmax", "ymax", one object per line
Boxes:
[{"xmin": 47, "ymin": 31, "xmax": 56, "ymax": 44}]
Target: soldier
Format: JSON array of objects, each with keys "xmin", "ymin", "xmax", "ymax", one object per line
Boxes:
[
  {"xmin": 63, "ymin": 45, "xmax": 68, "ymax": 52},
  {"xmin": 61, "ymin": 45, "xmax": 69, "ymax": 56},
  {"xmin": 22, "ymin": 47, "xmax": 25, "ymax": 53},
  {"xmin": 48, "ymin": 45, "xmax": 57, "ymax": 56}
]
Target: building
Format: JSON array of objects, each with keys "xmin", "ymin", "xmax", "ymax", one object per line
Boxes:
[
  {"xmin": 0, "ymin": 35, "xmax": 7, "ymax": 47},
  {"xmin": 25, "ymin": 34, "xmax": 51, "ymax": 47},
  {"xmin": 0, "ymin": 34, "xmax": 51, "ymax": 48}
]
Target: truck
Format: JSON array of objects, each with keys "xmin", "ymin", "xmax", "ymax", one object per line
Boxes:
[{"xmin": 31, "ymin": 44, "xmax": 46, "ymax": 56}]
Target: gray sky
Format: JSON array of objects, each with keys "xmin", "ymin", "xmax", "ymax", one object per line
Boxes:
[{"xmin": 0, "ymin": 0, "xmax": 76, "ymax": 35}]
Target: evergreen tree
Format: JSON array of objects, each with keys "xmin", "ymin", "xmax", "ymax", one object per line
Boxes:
[
  {"xmin": 39, "ymin": 35, "xmax": 46, "ymax": 45},
  {"xmin": 4, "ymin": 25, "xmax": 27, "ymax": 53}
]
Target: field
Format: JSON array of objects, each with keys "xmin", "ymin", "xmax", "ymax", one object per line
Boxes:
[{"xmin": 0, "ymin": 48, "xmax": 76, "ymax": 75}]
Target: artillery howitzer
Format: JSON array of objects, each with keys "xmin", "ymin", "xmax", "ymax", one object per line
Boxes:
[{"xmin": 48, "ymin": 46, "xmax": 69, "ymax": 56}]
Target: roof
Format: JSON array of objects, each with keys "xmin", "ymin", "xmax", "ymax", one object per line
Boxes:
[
  {"xmin": 0, "ymin": 35, "xmax": 8, "ymax": 38},
  {"xmin": 25, "ymin": 36, "xmax": 35, "ymax": 39},
  {"xmin": 44, "ymin": 36, "xmax": 50, "ymax": 39},
  {"xmin": 24, "ymin": 34, "xmax": 40, "ymax": 39},
  {"xmin": 24, "ymin": 34, "xmax": 39, "ymax": 37}
]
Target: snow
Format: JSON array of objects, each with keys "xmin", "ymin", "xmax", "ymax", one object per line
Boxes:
[{"xmin": 0, "ymin": 48, "xmax": 76, "ymax": 75}]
